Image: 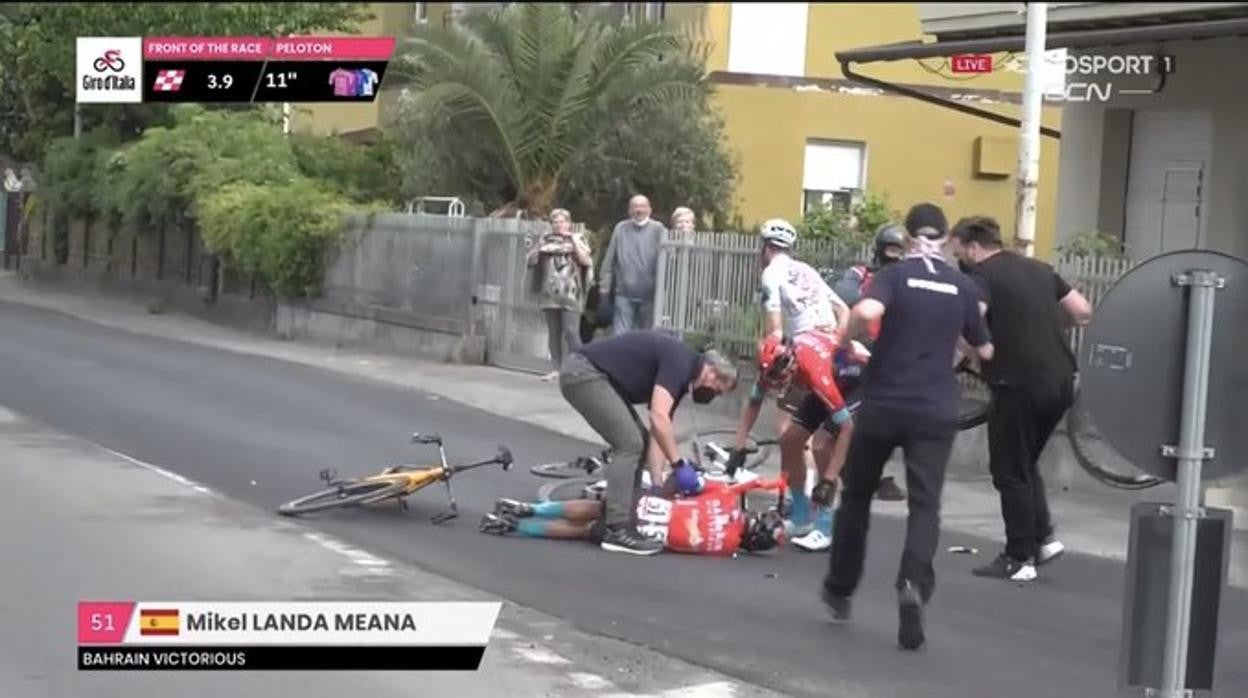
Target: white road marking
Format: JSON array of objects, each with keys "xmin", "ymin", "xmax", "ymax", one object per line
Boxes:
[
  {"xmin": 603, "ymin": 682, "xmax": 739, "ymax": 698},
  {"xmin": 99, "ymin": 446, "xmax": 215, "ymax": 495},
  {"xmin": 301, "ymin": 531, "xmax": 393, "ymax": 573},
  {"xmin": 568, "ymin": 672, "xmax": 615, "ymax": 690},
  {"xmin": 491, "ymin": 628, "xmax": 521, "ymax": 640},
  {"xmin": 511, "ymin": 645, "xmax": 572, "ymax": 665}
]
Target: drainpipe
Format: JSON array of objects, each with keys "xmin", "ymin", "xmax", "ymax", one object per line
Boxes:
[{"xmin": 1015, "ymin": 3, "xmax": 1049, "ymax": 258}]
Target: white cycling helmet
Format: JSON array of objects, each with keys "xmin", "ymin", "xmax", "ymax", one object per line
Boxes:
[{"xmin": 759, "ymin": 218, "xmax": 797, "ymax": 249}]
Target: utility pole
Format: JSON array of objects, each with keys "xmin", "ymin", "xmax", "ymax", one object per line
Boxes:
[{"xmin": 1014, "ymin": 2, "xmax": 1048, "ymax": 258}]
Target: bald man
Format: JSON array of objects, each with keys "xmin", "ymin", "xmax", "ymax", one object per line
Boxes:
[{"xmin": 599, "ymin": 195, "xmax": 668, "ymax": 335}]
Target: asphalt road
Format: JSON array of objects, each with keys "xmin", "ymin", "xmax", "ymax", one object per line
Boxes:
[{"xmin": 2, "ymin": 299, "xmax": 1245, "ymax": 698}]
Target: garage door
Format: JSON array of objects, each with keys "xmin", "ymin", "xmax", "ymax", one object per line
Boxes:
[{"xmin": 1123, "ymin": 109, "xmax": 1211, "ymax": 260}]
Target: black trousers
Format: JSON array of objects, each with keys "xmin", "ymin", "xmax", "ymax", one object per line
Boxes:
[
  {"xmin": 987, "ymin": 377, "xmax": 1074, "ymax": 561},
  {"xmin": 824, "ymin": 404, "xmax": 956, "ymax": 604}
]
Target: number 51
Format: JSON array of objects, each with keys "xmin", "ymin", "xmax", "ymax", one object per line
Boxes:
[{"xmin": 91, "ymin": 613, "xmax": 115, "ymax": 632}]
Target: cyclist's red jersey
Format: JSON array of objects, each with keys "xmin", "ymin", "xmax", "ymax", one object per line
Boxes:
[
  {"xmin": 791, "ymin": 330, "xmax": 849, "ymax": 412},
  {"xmin": 634, "ymin": 478, "xmax": 786, "ymax": 555}
]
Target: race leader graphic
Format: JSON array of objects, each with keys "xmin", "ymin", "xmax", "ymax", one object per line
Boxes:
[
  {"xmin": 75, "ymin": 36, "xmax": 394, "ymax": 105},
  {"xmin": 76, "ymin": 37, "xmax": 143, "ymax": 104}
]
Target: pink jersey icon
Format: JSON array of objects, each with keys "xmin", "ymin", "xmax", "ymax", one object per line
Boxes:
[{"xmin": 329, "ymin": 68, "xmax": 358, "ymax": 97}]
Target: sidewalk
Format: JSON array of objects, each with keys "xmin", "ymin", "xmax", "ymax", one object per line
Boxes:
[
  {"xmin": 1, "ymin": 272, "xmax": 1244, "ymax": 588},
  {"xmin": 0, "ymin": 407, "xmax": 782, "ymax": 698}
]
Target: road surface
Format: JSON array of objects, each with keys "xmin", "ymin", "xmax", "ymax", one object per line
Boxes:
[{"xmin": 0, "ymin": 299, "xmax": 1244, "ymax": 697}]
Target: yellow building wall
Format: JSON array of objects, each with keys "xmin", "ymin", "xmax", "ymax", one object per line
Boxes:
[
  {"xmin": 291, "ymin": 2, "xmax": 452, "ymax": 137},
  {"xmin": 714, "ymin": 84, "xmax": 1064, "ymax": 259},
  {"xmin": 803, "ymin": 3, "xmax": 1027, "ymax": 92}
]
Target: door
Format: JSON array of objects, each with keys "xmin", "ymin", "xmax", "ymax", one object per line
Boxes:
[
  {"xmin": 1159, "ymin": 166, "xmax": 1203, "ymax": 252},
  {"xmin": 1124, "ymin": 109, "xmax": 1211, "ymax": 260}
]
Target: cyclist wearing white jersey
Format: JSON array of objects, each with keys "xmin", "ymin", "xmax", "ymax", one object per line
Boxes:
[{"xmin": 730, "ymin": 219, "xmax": 856, "ymax": 551}]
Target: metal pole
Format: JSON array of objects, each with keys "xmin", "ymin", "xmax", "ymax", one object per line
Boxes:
[
  {"xmin": 1014, "ymin": 2, "xmax": 1048, "ymax": 258},
  {"xmin": 282, "ymin": 101, "xmax": 291, "ymax": 135},
  {"xmin": 1158, "ymin": 269, "xmax": 1221, "ymax": 698},
  {"xmin": 74, "ymin": 104, "xmax": 83, "ymax": 138}
]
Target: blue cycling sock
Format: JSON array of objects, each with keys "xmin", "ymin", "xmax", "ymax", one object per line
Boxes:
[
  {"xmin": 515, "ymin": 519, "xmax": 550, "ymax": 538},
  {"xmin": 813, "ymin": 505, "xmax": 834, "ymax": 536},
  {"xmin": 531, "ymin": 501, "xmax": 566, "ymax": 519},
  {"xmin": 789, "ymin": 491, "xmax": 811, "ymax": 527}
]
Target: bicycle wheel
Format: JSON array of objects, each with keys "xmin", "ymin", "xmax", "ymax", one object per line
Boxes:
[
  {"xmin": 686, "ymin": 428, "xmax": 773, "ymax": 472},
  {"xmin": 536, "ymin": 478, "xmax": 604, "ymax": 503},
  {"xmin": 1065, "ymin": 391, "xmax": 1165, "ymax": 490},
  {"xmin": 957, "ymin": 367, "xmax": 992, "ymax": 431},
  {"xmin": 528, "ymin": 455, "xmax": 605, "ymax": 480},
  {"xmin": 277, "ymin": 479, "xmax": 406, "ymax": 516}
]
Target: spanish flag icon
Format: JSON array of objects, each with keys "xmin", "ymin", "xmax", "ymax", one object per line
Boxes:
[{"xmin": 139, "ymin": 608, "xmax": 179, "ymax": 636}]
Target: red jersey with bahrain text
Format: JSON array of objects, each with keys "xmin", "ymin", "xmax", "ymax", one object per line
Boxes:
[{"xmin": 634, "ymin": 478, "xmax": 786, "ymax": 555}]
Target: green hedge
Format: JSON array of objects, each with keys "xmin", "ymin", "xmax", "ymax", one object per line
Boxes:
[
  {"xmin": 199, "ymin": 178, "xmax": 353, "ymax": 298},
  {"xmin": 36, "ymin": 105, "xmax": 400, "ymax": 297}
]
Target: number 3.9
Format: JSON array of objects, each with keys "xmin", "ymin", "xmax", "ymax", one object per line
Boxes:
[
  {"xmin": 90, "ymin": 613, "xmax": 115, "ymax": 632},
  {"xmin": 208, "ymin": 74, "xmax": 234, "ymax": 90}
]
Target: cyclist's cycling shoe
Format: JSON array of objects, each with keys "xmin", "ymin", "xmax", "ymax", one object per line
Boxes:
[
  {"xmin": 479, "ymin": 513, "xmax": 517, "ymax": 535},
  {"xmin": 792, "ymin": 529, "xmax": 832, "ymax": 552},
  {"xmin": 600, "ymin": 525, "xmax": 663, "ymax": 556},
  {"xmin": 493, "ymin": 498, "xmax": 534, "ymax": 518}
]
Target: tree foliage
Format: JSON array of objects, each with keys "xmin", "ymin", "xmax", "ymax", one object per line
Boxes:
[
  {"xmin": 0, "ymin": 2, "xmax": 371, "ymax": 163},
  {"xmin": 392, "ymin": 3, "xmax": 712, "ymax": 217},
  {"xmin": 797, "ymin": 190, "xmax": 899, "ymax": 246}
]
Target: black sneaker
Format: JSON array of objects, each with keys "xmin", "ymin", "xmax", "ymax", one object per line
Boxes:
[
  {"xmin": 898, "ymin": 581, "xmax": 925, "ymax": 651},
  {"xmin": 493, "ymin": 498, "xmax": 534, "ymax": 518},
  {"xmin": 972, "ymin": 553, "xmax": 1038, "ymax": 581},
  {"xmin": 820, "ymin": 586, "xmax": 852, "ymax": 622},
  {"xmin": 479, "ymin": 513, "xmax": 517, "ymax": 535},
  {"xmin": 599, "ymin": 526, "xmax": 663, "ymax": 556},
  {"xmin": 876, "ymin": 476, "xmax": 906, "ymax": 502}
]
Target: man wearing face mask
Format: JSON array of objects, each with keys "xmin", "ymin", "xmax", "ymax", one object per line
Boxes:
[
  {"xmin": 821, "ymin": 203, "xmax": 994, "ymax": 651},
  {"xmin": 560, "ymin": 330, "xmax": 739, "ymax": 555},
  {"xmin": 598, "ymin": 195, "xmax": 668, "ymax": 335}
]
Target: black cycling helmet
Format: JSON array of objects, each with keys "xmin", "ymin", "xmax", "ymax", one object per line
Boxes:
[
  {"xmin": 873, "ymin": 223, "xmax": 907, "ymax": 267},
  {"xmin": 740, "ymin": 509, "xmax": 786, "ymax": 552}
]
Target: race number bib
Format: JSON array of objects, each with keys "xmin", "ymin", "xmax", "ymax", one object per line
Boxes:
[{"xmin": 635, "ymin": 496, "xmax": 672, "ymax": 545}]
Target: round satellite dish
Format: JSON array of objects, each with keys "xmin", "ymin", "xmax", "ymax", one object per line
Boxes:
[{"xmin": 1079, "ymin": 250, "xmax": 1248, "ymax": 481}]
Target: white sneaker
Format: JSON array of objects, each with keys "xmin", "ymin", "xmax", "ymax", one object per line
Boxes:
[
  {"xmin": 1038, "ymin": 538, "xmax": 1066, "ymax": 565},
  {"xmin": 792, "ymin": 529, "xmax": 832, "ymax": 552}
]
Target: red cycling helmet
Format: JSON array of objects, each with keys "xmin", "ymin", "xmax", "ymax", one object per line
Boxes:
[{"xmin": 757, "ymin": 336, "xmax": 795, "ymax": 382}]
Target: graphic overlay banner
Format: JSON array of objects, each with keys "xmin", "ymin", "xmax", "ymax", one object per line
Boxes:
[
  {"xmin": 134, "ymin": 36, "xmax": 396, "ymax": 103},
  {"xmin": 77, "ymin": 601, "xmax": 501, "ymax": 670}
]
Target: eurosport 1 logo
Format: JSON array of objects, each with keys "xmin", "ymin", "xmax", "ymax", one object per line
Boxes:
[
  {"xmin": 77, "ymin": 37, "xmax": 143, "ymax": 104},
  {"xmin": 950, "ymin": 50, "xmax": 1177, "ymax": 103}
]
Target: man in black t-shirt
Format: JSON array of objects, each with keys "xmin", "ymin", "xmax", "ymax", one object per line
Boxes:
[
  {"xmin": 560, "ymin": 331, "xmax": 739, "ymax": 556},
  {"xmin": 950, "ymin": 217, "xmax": 1093, "ymax": 582},
  {"xmin": 821, "ymin": 203, "xmax": 993, "ymax": 651}
]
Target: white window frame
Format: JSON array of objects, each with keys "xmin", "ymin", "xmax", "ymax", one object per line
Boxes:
[
  {"xmin": 801, "ymin": 139, "xmax": 866, "ymax": 214},
  {"xmin": 414, "ymin": 2, "xmax": 428, "ymax": 23}
]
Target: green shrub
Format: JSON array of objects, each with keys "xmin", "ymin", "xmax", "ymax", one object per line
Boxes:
[
  {"xmin": 291, "ymin": 133, "xmax": 402, "ymax": 206},
  {"xmin": 797, "ymin": 190, "xmax": 898, "ymax": 247},
  {"xmin": 102, "ymin": 105, "xmax": 300, "ymax": 233},
  {"xmin": 199, "ymin": 178, "xmax": 356, "ymax": 298},
  {"xmin": 1056, "ymin": 229, "xmax": 1128, "ymax": 259},
  {"xmin": 40, "ymin": 129, "xmax": 121, "ymax": 221}
]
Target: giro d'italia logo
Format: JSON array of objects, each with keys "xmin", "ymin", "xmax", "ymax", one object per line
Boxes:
[{"xmin": 77, "ymin": 37, "xmax": 142, "ymax": 104}]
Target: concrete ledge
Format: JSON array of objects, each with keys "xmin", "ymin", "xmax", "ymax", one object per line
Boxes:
[{"xmin": 276, "ymin": 303, "xmax": 486, "ymax": 365}]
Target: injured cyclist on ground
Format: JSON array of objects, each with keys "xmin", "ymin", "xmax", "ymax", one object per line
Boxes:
[{"xmin": 479, "ymin": 477, "xmax": 789, "ymax": 556}]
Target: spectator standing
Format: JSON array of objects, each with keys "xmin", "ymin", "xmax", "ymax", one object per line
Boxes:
[
  {"xmin": 820, "ymin": 203, "xmax": 993, "ymax": 651},
  {"xmin": 949, "ymin": 216, "xmax": 1094, "ymax": 582},
  {"xmin": 670, "ymin": 206, "xmax": 696, "ymax": 234},
  {"xmin": 598, "ymin": 195, "xmax": 667, "ymax": 335},
  {"xmin": 527, "ymin": 208, "xmax": 594, "ymax": 381}
]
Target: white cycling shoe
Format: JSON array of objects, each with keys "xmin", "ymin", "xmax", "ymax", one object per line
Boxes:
[{"xmin": 791, "ymin": 529, "xmax": 832, "ymax": 552}]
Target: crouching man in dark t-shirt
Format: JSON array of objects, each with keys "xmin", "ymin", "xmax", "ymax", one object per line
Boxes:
[
  {"xmin": 560, "ymin": 331, "xmax": 739, "ymax": 556},
  {"xmin": 820, "ymin": 203, "xmax": 994, "ymax": 651}
]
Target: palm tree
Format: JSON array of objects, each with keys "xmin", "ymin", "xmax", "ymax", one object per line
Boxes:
[{"xmin": 393, "ymin": 3, "xmax": 707, "ymax": 218}]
